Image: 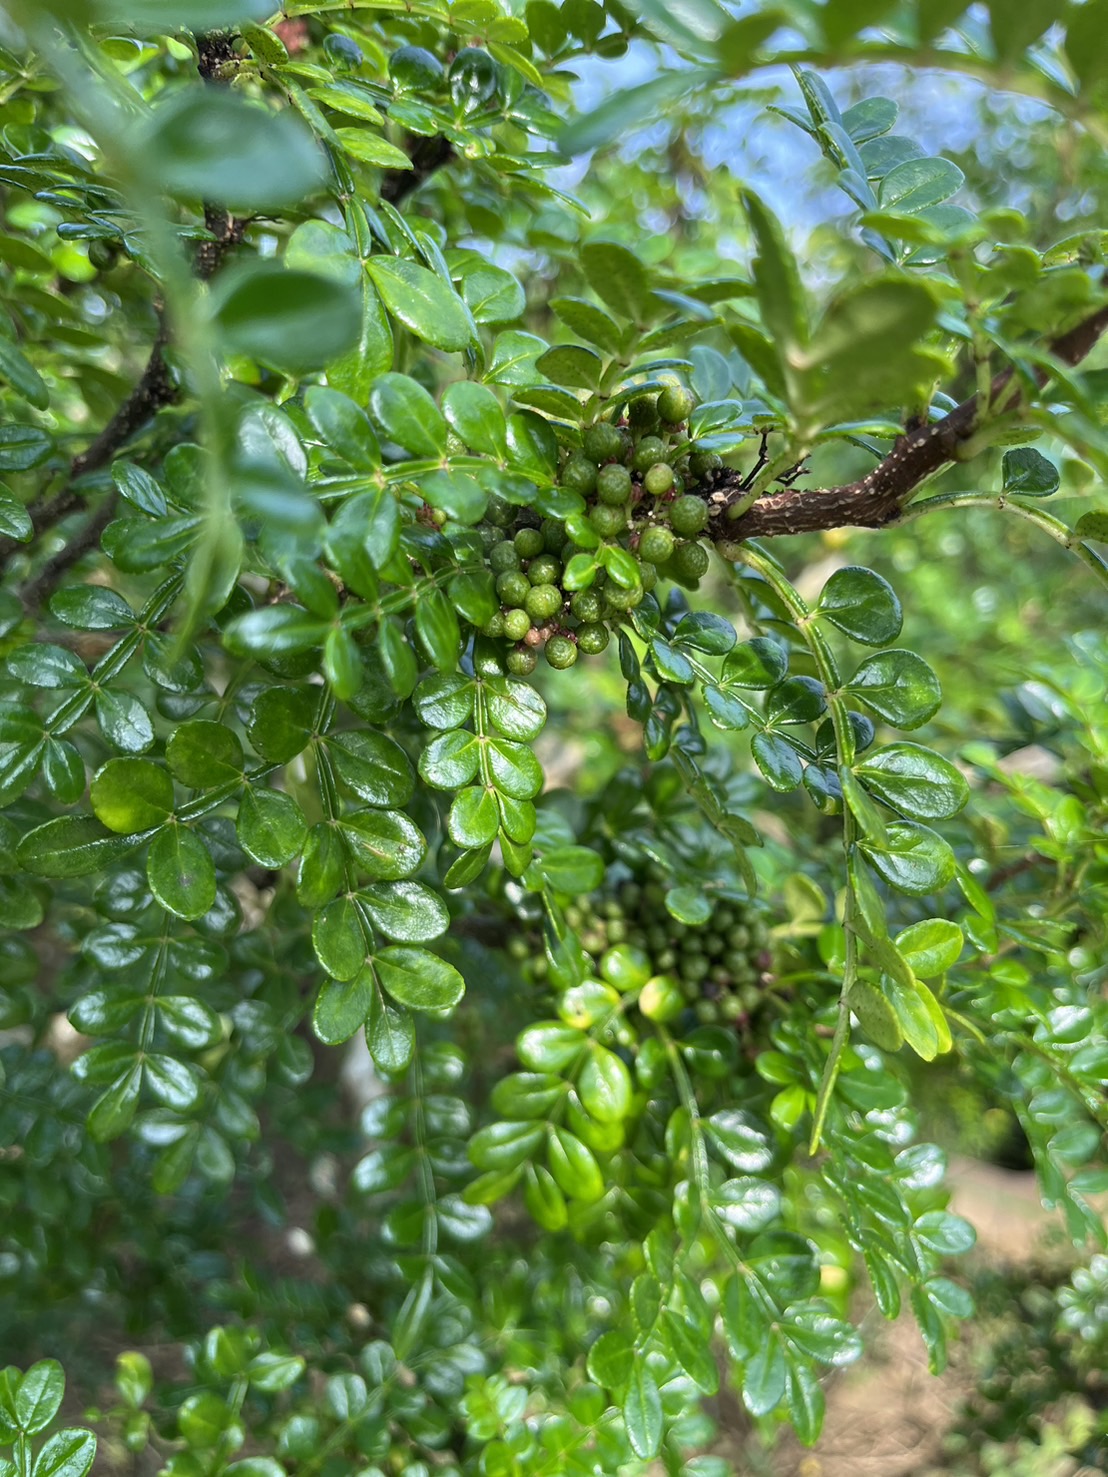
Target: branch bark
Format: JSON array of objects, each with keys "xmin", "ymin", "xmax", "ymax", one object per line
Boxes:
[{"xmin": 708, "ymin": 302, "xmax": 1108, "ymax": 546}]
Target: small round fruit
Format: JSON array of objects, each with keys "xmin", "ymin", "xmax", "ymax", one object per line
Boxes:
[
  {"xmin": 600, "ymin": 944, "xmax": 653, "ymax": 992},
  {"xmin": 545, "ymin": 635, "xmax": 578, "ymax": 669},
  {"xmin": 514, "ymin": 526, "xmax": 545, "ymax": 559},
  {"xmin": 689, "ymin": 450, "xmax": 723, "ymax": 479},
  {"xmin": 638, "ymin": 525, "xmax": 675, "ymax": 565},
  {"xmin": 603, "ymin": 580, "xmax": 643, "ymax": 612},
  {"xmin": 597, "ymin": 463, "xmax": 632, "ymax": 505},
  {"xmin": 496, "ymin": 571, "xmax": 530, "ymax": 606},
  {"xmin": 643, "ymin": 462, "xmax": 675, "ymax": 497},
  {"xmin": 672, "ymin": 540, "xmax": 710, "ymax": 580},
  {"xmin": 571, "ymin": 589, "xmax": 603, "ymax": 623},
  {"xmin": 631, "ymin": 436, "xmax": 667, "ymax": 474},
  {"xmin": 324, "ymin": 33, "xmax": 363, "ymax": 70},
  {"xmin": 561, "ymin": 455, "xmax": 598, "ymax": 496},
  {"xmin": 541, "ymin": 518, "xmax": 566, "ymax": 551},
  {"xmin": 670, "ymin": 494, "xmax": 709, "ymax": 536},
  {"xmin": 639, "ymin": 561, "xmax": 657, "ymax": 593},
  {"xmin": 583, "ymin": 422, "xmax": 624, "ymax": 462},
  {"xmin": 506, "ymin": 645, "xmax": 538, "ymax": 675},
  {"xmin": 490, "ymin": 540, "xmax": 521, "ymax": 573},
  {"xmin": 483, "ymin": 610, "xmax": 506, "ymax": 638},
  {"xmin": 590, "ymin": 503, "xmax": 626, "ymax": 538},
  {"xmin": 628, "ymin": 394, "xmax": 659, "ymax": 432},
  {"xmin": 486, "ymin": 494, "xmax": 515, "ymax": 527},
  {"xmin": 525, "ymin": 583, "xmax": 562, "ymax": 621},
  {"xmin": 639, "ymin": 973, "xmax": 685, "ymax": 1022},
  {"xmin": 502, "ymin": 607, "xmax": 531, "ymax": 641},
  {"xmin": 658, "ymin": 385, "xmax": 695, "ymax": 424},
  {"xmin": 576, "ymin": 622, "xmax": 609, "ymax": 655},
  {"xmin": 527, "ymin": 553, "xmax": 561, "ymax": 586}
]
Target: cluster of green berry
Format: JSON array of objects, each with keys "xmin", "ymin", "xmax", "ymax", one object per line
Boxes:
[
  {"xmin": 520, "ymin": 874, "xmax": 773, "ymax": 1028},
  {"xmin": 473, "ymin": 386, "xmax": 721, "ymax": 674}
]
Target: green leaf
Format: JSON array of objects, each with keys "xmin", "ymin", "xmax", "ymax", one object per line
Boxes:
[
  {"xmin": 723, "ymin": 637, "xmax": 787, "ymax": 687},
  {"xmin": 468, "ymin": 1120, "xmax": 545, "ymax": 1172},
  {"xmin": 784, "ymin": 1362, "xmax": 825, "ymax": 1447},
  {"xmin": 459, "ymin": 263, "xmax": 526, "ymax": 326},
  {"xmin": 888, "ymin": 976, "xmax": 952, "ymax": 1060},
  {"xmin": 845, "ymin": 650, "xmax": 942, "ymax": 729},
  {"xmin": 711, "ymin": 1176, "xmax": 781, "ymax": 1233},
  {"xmin": 359, "ymin": 881, "xmax": 448, "ymax": 943},
  {"xmin": 579, "ymin": 239, "xmax": 653, "ymax": 323},
  {"xmin": 237, "ymin": 787, "xmax": 307, "ymax": 868},
  {"xmin": 340, "ymin": 809, "xmax": 426, "ymax": 881},
  {"xmin": 0, "ymin": 424, "xmax": 51, "ymax": 472},
  {"xmin": 1074, "ymin": 510, "xmax": 1108, "ymax": 542},
  {"xmin": 312, "ymin": 897, "xmax": 366, "ymax": 982},
  {"xmin": 550, "ymin": 296, "xmax": 624, "ymax": 353},
  {"xmin": 0, "ymin": 489, "xmax": 31, "ymax": 542},
  {"xmin": 143, "ymin": 87, "xmax": 326, "ymax": 210},
  {"xmin": 856, "ymin": 743, "xmax": 968, "ymax": 820},
  {"xmin": 50, "ymin": 585, "xmax": 134, "ymax": 630},
  {"xmin": 375, "ymin": 946, "xmax": 465, "ymax": 1010},
  {"xmin": 442, "ymin": 380, "xmax": 508, "ymax": 457},
  {"xmin": 861, "ymin": 821, "xmax": 956, "ymax": 896},
  {"xmin": 415, "ymin": 587, "xmax": 461, "ymax": 672},
  {"xmin": 147, "ymin": 827, "xmax": 217, "ymax": 921},
  {"xmin": 878, "ymin": 156, "xmax": 964, "ymax": 213},
  {"xmin": 336, "ymin": 126, "xmax": 413, "ymax": 170},
  {"xmin": 586, "ymin": 1328, "xmax": 635, "ymax": 1391},
  {"xmin": 742, "ymin": 1336, "xmax": 786, "ymax": 1416},
  {"xmin": 848, "ymin": 978, "xmax": 904, "ymax": 1052},
  {"xmin": 91, "ymin": 758, "xmax": 174, "ymax": 834},
  {"xmin": 1064, "ymin": 0, "xmax": 1108, "ymax": 88},
  {"xmin": 559, "ymin": 69, "xmax": 701, "ymax": 156},
  {"xmin": 578, "ymin": 1045, "xmax": 632, "ymax": 1123},
  {"xmin": 366, "ymin": 256, "xmax": 475, "ymax": 351},
  {"xmin": 31, "ymin": 1429, "xmax": 96, "ymax": 1477},
  {"xmin": 662, "ymin": 1310, "xmax": 719, "ymax": 1393},
  {"xmin": 1002, "ymin": 446, "xmax": 1060, "ymax": 496},
  {"xmin": 448, "ymin": 786, "xmax": 500, "ymax": 848},
  {"xmin": 87, "ymin": 1066, "xmax": 141, "ymax": 1142},
  {"xmin": 622, "ymin": 1364, "xmax": 662, "ymax": 1460},
  {"xmin": 530, "ymin": 845, "xmax": 604, "ymax": 895},
  {"xmin": 17, "ymin": 816, "xmax": 132, "ymax": 878},
  {"xmin": 417, "ymin": 469, "xmax": 487, "ymax": 524},
  {"xmin": 535, "ymin": 343, "xmax": 602, "ymax": 390},
  {"xmin": 913, "ymin": 1209, "xmax": 976, "ymax": 1257},
  {"xmin": 304, "ymin": 386, "xmax": 381, "ymax": 471},
  {"xmin": 16, "ymin": 1361, "xmax": 64, "ymax": 1435},
  {"xmin": 485, "ymin": 678, "xmax": 548, "ymax": 740},
  {"xmin": 167, "ymin": 720, "xmax": 243, "ymax": 788},
  {"xmin": 313, "ymin": 970, "xmax": 373, "ymax": 1044},
  {"xmin": 211, "ymin": 262, "xmax": 360, "ymax": 376},
  {"xmin": 328, "ymin": 730, "xmax": 414, "ymax": 808},
  {"xmin": 817, "ymin": 565, "xmax": 902, "ymax": 645},
  {"xmin": 0, "ymin": 337, "xmax": 48, "ymax": 409},
  {"xmin": 742, "ymin": 189, "xmax": 807, "ymax": 351},
  {"xmin": 368, "ymin": 372, "xmax": 447, "ymax": 457},
  {"xmin": 248, "ymin": 687, "xmax": 317, "ymax": 763},
  {"xmin": 95, "ymin": 691, "xmax": 154, "ymax": 755},
  {"xmin": 751, "ymin": 732, "xmax": 803, "ymax": 791},
  {"xmin": 706, "ymin": 1110, "xmax": 774, "ymax": 1172},
  {"xmin": 547, "ymin": 1128, "xmax": 604, "ymax": 1202}
]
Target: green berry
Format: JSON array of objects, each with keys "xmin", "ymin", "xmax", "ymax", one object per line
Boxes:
[
  {"xmin": 672, "ymin": 540, "xmax": 710, "ymax": 581},
  {"xmin": 643, "ymin": 462, "xmax": 675, "ymax": 497},
  {"xmin": 597, "ymin": 463, "xmax": 632, "ymax": 506},
  {"xmin": 628, "ymin": 394, "xmax": 659, "ymax": 432},
  {"xmin": 638, "ymin": 525, "xmax": 675, "ymax": 564},
  {"xmin": 576, "ymin": 622, "xmax": 609, "ymax": 655},
  {"xmin": 486, "ymin": 494, "xmax": 515, "ymax": 527},
  {"xmin": 582, "ymin": 422, "xmax": 623, "ymax": 462},
  {"xmin": 561, "ymin": 455, "xmax": 598, "ymax": 495},
  {"xmin": 639, "ymin": 561, "xmax": 657, "ymax": 593},
  {"xmin": 600, "ymin": 944, "xmax": 652, "ymax": 992},
  {"xmin": 603, "ymin": 581, "xmax": 643, "ymax": 612},
  {"xmin": 483, "ymin": 610, "xmax": 506, "ymax": 638},
  {"xmin": 490, "ymin": 540, "xmax": 521, "ymax": 573},
  {"xmin": 525, "ymin": 584, "xmax": 562, "ymax": 621},
  {"xmin": 689, "ymin": 450, "xmax": 723, "ymax": 480},
  {"xmin": 631, "ymin": 436, "xmax": 667, "ymax": 474},
  {"xmin": 658, "ymin": 385, "xmax": 695, "ymax": 424},
  {"xmin": 571, "ymin": 589, "xmax": 602, "ymax": 623},
  {"xmin": 496, "ymin": 571, "xmax": 530, "ymax": 606},
  {"xmin": 590, "ymin": 503, "xmax": 626, "ymax": 538},
  {"xmin": 670, "ymin": 494, "xmax": 709, "ymax": 536},
  {"xmin": 545, "ymin": 635, "xmax": 578, "ymax": 669},
  {"xmin": 527, "ymin": 554, "xmax": 561, "ymax": 586},
  {"xmin": 514, "ymin": 527, "xmax": 545, "ymax": 559},
  {"xmin": 536, "ymin": 521, "xmax": 562, "ymax": 555},
  {"xmin": 506, "ymin": 646, "xmax": 538, "ymax": 675},
  {"xmin": 503, "ymin": 607, "xmax": 531, "ymax": 641}
]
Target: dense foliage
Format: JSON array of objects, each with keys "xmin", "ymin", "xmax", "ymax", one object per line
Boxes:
[{"xmin": 0, "ymin": 1, "xmax": 1106, "ymax": 1472}]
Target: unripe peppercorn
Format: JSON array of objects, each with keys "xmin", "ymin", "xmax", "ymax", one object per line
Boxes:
[
  {"xmin": 545, "ymin": 635, "xmax": 578, "ymax": 669},
  {"xmin": 596, "ymin": 463, "xmax": 632, "ymax": 505},
  {"xmin": 514, "ymin": 527, "xmax": 545, "ymax": 559},
  {"xmin": 561, "ymin": 454, "xmax": 598, "ymax": 495},
  {"xmin": 591, "ymin": 503, "xmax": 626, "ymax": 538},
  {"xmin": 582, "ymin": 422, "xmax": 623, "ymax": 462},
  {"xmin": 603, "ymin": 581, "xmax": 643, "ymax": 611},
  {"xmin": 689, "ymin": 450, "xmax": 723, "ymax": 480},
  {"xmin": 670, "ymin": 494, "xmax": 709, "ymax": 536},
  {"xmin": 525, "ymin": 583, "xmax": 562, "ymax": 621},
  {"xmin": 502, "ymin": 607, "xmax": 531, "ymax": 641},
  {"xmin": 496, "ymin": 570, "xmax": 530, "ymax": 606},
  {"xmin": 576, "ymin": 622, "xmax": 609, "ymax": 654},
  {"xmin": 490, "ymin": 540, "xmax": 521, "ymax": 573},
  {"xmin": 486, "ymin": 494, "xmax": 515, "ymax": 527},
  {"xmin": 638, "ymin": 525, "xmax": 675, "ymax": 565},
  {"xmin": 639, "ymin": 561, "xmax": 657, "ymax": 593},
  {"xmin": 541, "ymin": 518, "xmax": 566, "ymax": 551},
  {"xmin": 528, "ymin": 553, "xmax": 561, "ymax": 586},
  {"xmin": 643, "ymin": 462, "xmax": 675, "ymax": 497},
  {"xmin": 631, "ymin": 436, "xmax": 667, "ymax": 474},
  {"xmin": 571, "ymin": 589, "xmax": 602, "ymax": 623},
  {"xmin": 506, "ymin": 645, "xmax": 538, "ymax": 675},
  {"xmin": 483, "ymin": 610, "xmax": 506, "ymax": 638},
  {"xmin": 628, "ymin": 394, "xmax": 659, "ymax": 432},
  {"xmin": 672, "ymin": 540, "xmax": 710, "ymax": 580},
  {"xmin": 658, "ymin": 385, "xmax": 695, "ymax": 424}
]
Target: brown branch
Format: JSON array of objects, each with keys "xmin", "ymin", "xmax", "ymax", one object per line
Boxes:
[
  {"xmin": 379, "ymin": 133, "xmax": 453, "ymax": 206},
  {"xmin": 708, "ymin": 302, "xmax": 1108, "ymax": 545}
]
